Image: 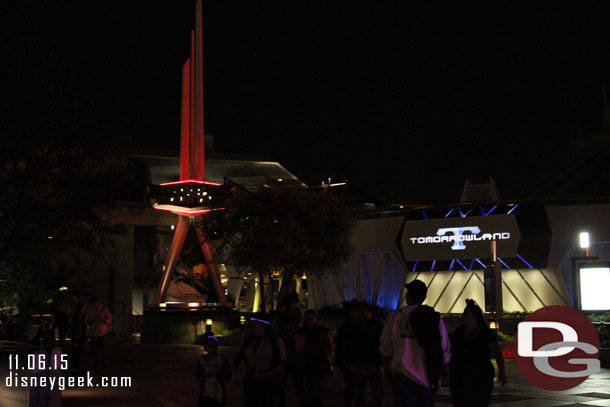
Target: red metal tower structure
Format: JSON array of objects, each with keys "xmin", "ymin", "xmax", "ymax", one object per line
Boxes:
[{"xmin": 151, "ymin": 0, "xmax": 229, "ymax": 306}]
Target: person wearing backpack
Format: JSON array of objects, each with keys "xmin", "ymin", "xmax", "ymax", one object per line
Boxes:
[
  {"xmin": 351, "ymin": 302, "xmax": 384, "ymax": 407},
  {"xmin": 334, "ymin": 301, "xmax": 359, "ymax": 407},
  {"xmin": 449, "ymin": 299, "xmax": 507, "ymax": 407},
  {"xmin": 272, "ymin": 293, "xmax": 303, "ymax": 407},
  {"xmin": 379, "ymin": 280, "xmax": 451, "ymax": 407},
  {"xmin": 295, "ymin": 309, "xmax": 335, "ymax": 407},
  {"xmin": 233, "ymin": 316, "xmax": 286, "ymax": 407},
  {"xmin": 195, "ymin": 336, "xmax": 232, "ymax": 407}
]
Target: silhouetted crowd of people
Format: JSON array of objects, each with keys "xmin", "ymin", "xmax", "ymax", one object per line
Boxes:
[
  {"xmin": 196, "ymin": 280, "xmax": 507, "ymax": 407},
  {"xmin": 31, "ymin": 295, "xmax": 112, "ymax": 373}
]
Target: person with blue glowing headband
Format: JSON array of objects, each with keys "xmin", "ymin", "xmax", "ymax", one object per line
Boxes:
[
  {"xmin": 195, "ymin": 334, "xmax": 231, "ymax": 407},
  {"xmin": 250, "ymin": 317, "xmax": 270, "ymax": 325},
  {"xmin": 233, "ymin": 315, "xmax": 286, "ymax": 406}
]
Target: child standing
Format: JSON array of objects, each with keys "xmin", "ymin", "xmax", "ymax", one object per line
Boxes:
[{"xmin": 195, "ymin": 336, "xmax": 232, "ymax": 407}]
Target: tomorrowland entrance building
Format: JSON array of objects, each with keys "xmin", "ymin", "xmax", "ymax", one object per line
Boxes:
[
  {"xmin": 88, "ymin": 162, "xmax": 610, "ymax": 324},
  {"xmin": 306, "ymin": 199, "xmax": 610, "ymax": 314}
]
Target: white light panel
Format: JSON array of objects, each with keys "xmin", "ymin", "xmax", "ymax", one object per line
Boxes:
[{"xmin": 580, "ymin": 267, "xmax": 610, "ymax": 310}]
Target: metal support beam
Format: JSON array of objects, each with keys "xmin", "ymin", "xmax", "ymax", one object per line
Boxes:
[
  {"xmin": 197, "ymin": 229, "xmax": 228, "ymax": 306},
  {"xmin": 156, "ymin": 215, "xmax": 190, "ymax": 305}
]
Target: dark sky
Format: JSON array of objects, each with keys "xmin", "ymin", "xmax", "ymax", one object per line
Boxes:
[{"xmin": 3, "ymin": 1, "xmax": 610, "ymax": 202}]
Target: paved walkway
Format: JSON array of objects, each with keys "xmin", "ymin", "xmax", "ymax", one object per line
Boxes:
[{"xmin": 56, "ymin": 343, "xmax": 610, "ymax": 407}]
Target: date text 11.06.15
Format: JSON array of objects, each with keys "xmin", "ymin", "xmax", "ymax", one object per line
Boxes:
[{"xmin": 9, "ymin": 354, "xmax": 68, "ymax": 371}]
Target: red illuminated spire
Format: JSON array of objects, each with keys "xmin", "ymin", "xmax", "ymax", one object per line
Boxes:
[
  {"xmin": 154, "ymin": 0, "xmax": 229, "ymax": 307},
  {"xmin": 180, "ymin": 0, "xmax": 205, "ymax": 181}
]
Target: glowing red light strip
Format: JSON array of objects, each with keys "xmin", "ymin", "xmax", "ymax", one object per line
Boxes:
[
  {"xmin": 159, "ymin": 179, "xmax": 222, "ymax": 186},
  {"xmin": 153, "ymin": 205, "xmax": 225, "ymax": 216}
]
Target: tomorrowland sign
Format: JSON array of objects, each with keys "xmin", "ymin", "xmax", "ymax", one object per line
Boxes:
[
  {"xmin": 409, "ymin": 227, "xmax": 511, "ymax": 250},
  {"xmin": 400, "ymin": 214, "xmax": 521, "ymax": 261}
]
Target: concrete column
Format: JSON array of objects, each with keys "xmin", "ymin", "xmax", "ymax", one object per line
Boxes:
[{"xmin": 253, "ymin": 281, "xmax": 260, "ymax": 312}]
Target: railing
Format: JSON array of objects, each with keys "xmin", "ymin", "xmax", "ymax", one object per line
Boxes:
[{"xmin": 223, "ymin": 178, "xmax": 253, "ymax": 200}]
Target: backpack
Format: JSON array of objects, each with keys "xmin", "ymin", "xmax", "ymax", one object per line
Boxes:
[
  {"xmin": 234, "ymin": 333, "xmax": 282, "ymax": 371},
  {"xmin": 409, "ymin": 305, "xmax": 444, "ymax": 391}
]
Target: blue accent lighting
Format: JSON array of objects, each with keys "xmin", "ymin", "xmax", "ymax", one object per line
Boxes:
[
  {"xmin": 497, "ymin": 258, "xmax": 511, "ymax": 269},
  {"xmin": 515, "ymin": 254, "xmax": 534, "ymax": 269},
  {"xmin": 251, "ymin": 318, "xmax": 270, "ymax": 325},
  {"xmin": 484, "ymin": 205, "xmax": 497, "ymax": 216},
  {"xmin": 475, "ymin": 258, "xmax": 487, "ymax": 269},
  {"xmin": 507, "ymin": 204, "xmax": 519, "ymax": 214}
]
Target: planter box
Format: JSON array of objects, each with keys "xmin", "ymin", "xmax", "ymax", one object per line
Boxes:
[{"xmin": 142, "ymin": 309, "xmax": 240, "ymax": 344}]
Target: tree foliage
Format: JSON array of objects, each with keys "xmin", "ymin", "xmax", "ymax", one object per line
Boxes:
[
  {"xmin": 0, "ymin": 136, "xmax": 132, "ymax": 313},
  {"xmin": 1, "ymin": 28, "xmax": 136, "ymax": 313},
  {"xmin": 196, "ymin": 186, "xmax": 355, "ymax": 311}
]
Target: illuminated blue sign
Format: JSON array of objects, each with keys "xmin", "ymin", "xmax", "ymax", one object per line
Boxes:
[{"xmin": 401, "ymin": 215, "xmax": 520, "ymax": 261}]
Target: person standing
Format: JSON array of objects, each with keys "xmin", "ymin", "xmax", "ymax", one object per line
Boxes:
[
  {"xmin": 379, "ymin": 280, "xmax": 451, "ymax": 407},
  {"xmin": 70, "ymin": 302, "xmax": 87, "ymax": 371},
  {"xmin": 195, "ymin": 336, "xmax": 232, "ymax": 407},
  {"xmin": 32, "ymin": 317, "xmax": 55, "ymax": 348},
  {"xmin": 52, "ymin": 307, "xmax": 69, "ymax": 349},
  {"xmin": 88, "ymin": 297, "xmax": 111, "ymax": 372},
  {"xmin": 273, "ymin": 293, "xmax": 303, "ymax": 407},
  {"xmin": 449, "ymin": 299, "xmax": 507, "ymax": 407},
  {"xmin": 295, "ymin": 309, "xmax": 335, "ymax": 407},
  {"xmin": 351, "ymin": 302, "xmax": 384, "ymax": 407},
  {"xmin": 233, "ymin": 316, "xmax": 286, "ymax": 407},
  {"xmin": 334, "ymin": 302, "xmax": 358, "ymax": 407}
]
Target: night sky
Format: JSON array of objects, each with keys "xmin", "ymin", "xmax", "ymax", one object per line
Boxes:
[{"xmin": 4, "ymin": 1, "xmax": 610, "ymax": 202}]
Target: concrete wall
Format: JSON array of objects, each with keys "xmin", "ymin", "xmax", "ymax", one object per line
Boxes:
[
  {"xmin": 307, "ymin": 217, "xmax": 408, "ymax": 310},
  {"xmin": 307, "ymin": 210, "xmax": 585, "ymax": 312}
]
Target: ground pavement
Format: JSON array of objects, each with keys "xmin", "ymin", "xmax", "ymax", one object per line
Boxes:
[{"xmin": 59, "ymin": 343, "xmax": 610, "ymax": 407}]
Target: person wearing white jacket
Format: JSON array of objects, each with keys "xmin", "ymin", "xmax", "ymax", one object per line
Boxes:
[{"xmin": 379, "ymin": 280, "xmax": 451, "ymax": 407}]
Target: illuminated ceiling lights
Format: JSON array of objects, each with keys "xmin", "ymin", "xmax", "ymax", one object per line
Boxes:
[{"xmin": 149, "ymin": 180, "xmax": 232, "ymax": 217}]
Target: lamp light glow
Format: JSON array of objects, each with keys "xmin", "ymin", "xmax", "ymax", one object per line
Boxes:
[{"xmin": 579, "ymin": 232, "xmax": 590, "ymax": 249}]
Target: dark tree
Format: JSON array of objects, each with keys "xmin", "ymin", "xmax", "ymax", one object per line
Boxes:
[
  {"xmin": 196, "ymin": 186, "xmax": 355, "ymax": 312},
  {"xmin": 0, "ymin": 136, "xmax": 133, "ymax": 313},
  {"xmin": 1, "ymin": 26, "xmax": 136, "ymax": 313}
]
